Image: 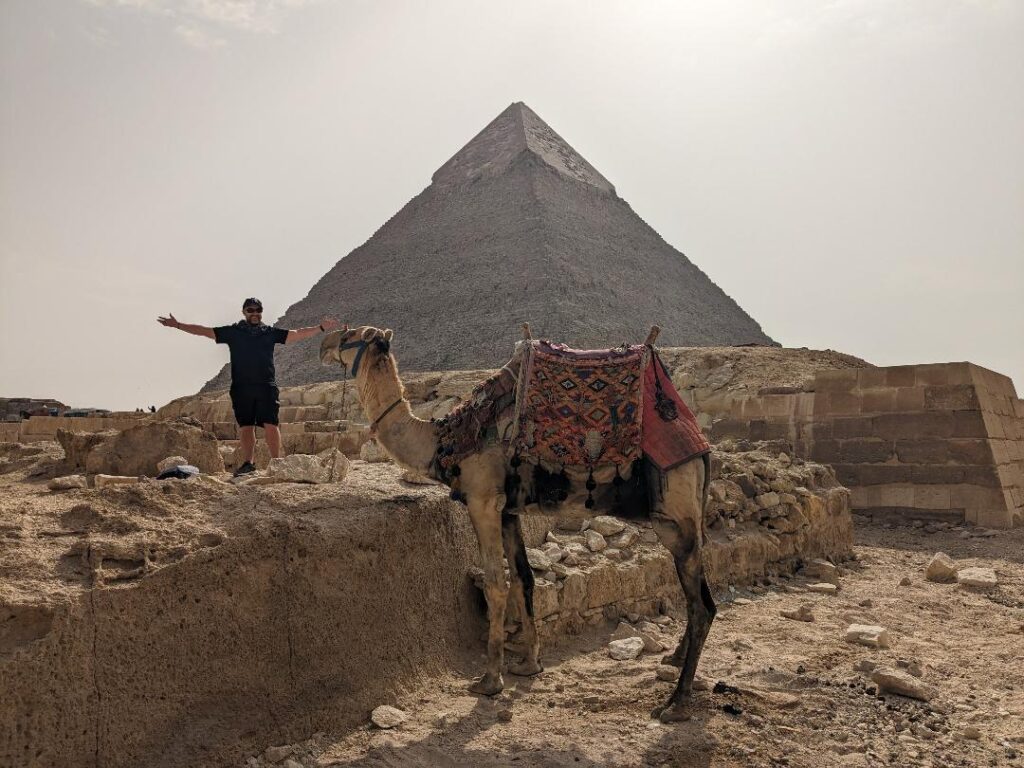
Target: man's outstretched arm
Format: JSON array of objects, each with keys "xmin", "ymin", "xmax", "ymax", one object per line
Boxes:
[
  {"xmin": 285, "ymin": 317, "xmax": 340, "ymax": 344},
  {"xmin": 157, "ymin": 313, "xmax": 215, "ymax": 340}
]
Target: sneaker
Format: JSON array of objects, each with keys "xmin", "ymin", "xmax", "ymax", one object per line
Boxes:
[{"xmin": 233, "ymin": 461, "xmax": 257, "ymax": 478}]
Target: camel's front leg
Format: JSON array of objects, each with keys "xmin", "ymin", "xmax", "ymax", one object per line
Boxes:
[{"xmin": 466, "ymin": 493, "xmax": 508, "ymax": 696}]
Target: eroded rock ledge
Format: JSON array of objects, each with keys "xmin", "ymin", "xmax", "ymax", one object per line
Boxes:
[{"xmin": 1, "ymin": 450, "xmax": 850, "ymax": 768}]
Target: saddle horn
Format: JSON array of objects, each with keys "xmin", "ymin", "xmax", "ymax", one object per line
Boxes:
[
  {"xmin": 522, "ymin": 323, "xmax": 532, "ymax": 340},
  {"xmin": 645, "ymin": 325, "xmax": 661, "ymax": 345}
]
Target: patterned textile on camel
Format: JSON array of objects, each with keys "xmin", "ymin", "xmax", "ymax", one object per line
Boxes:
[{"xmin": 436, "ymin": 339, "xmax": 708, "ymax": 474}]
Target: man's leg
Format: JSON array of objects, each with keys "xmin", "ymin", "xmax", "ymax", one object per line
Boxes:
[
  {"xmin": 265, "ymin": 424, "xmax": 282, "ymax": 459},
  {"xmin": 239, "ymin": 426, "xmax": 257, "ymax": 463}
]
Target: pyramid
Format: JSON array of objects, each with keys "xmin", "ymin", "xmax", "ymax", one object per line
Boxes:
[{"xmin": 202, "ymin": 102, "xmax": 774, "ymax": 390}]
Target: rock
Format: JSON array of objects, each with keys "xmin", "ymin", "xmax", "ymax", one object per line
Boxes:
[
  {"xmin": 495, "ymin": 707, "xmax": 513, "ymax": 722},
  {"xmin": 804, "ymin": 558, "xmax": 839, "ymax": 583},
  {"xmin": 589, "ymin": 515, "xmax": 626, "ymax": 537},
  {"xmin": 607, "ymin": 637, "xmax": 644, "ymax": 660},
  {"xmin": 845, "ymin": 624, "xmax": 891, "ymax": 649},
  {"xmin": 755, "ymin": 492, "xmax": 780, "ymax": 509},
  {"xmin": 853, "ymin": 659, "xmax": 878, "ymax": 673},
  {"xmin": 899, "ymin": 576, "xmax": 912, "ymax": 587},
  {"xmin": 540, "ymin": 542, "xmax": 565, "ymax": 562},
  {"xmin": 400, "ymin": 469, "xmax": 435, "ymax": 484},
  {"xmin": 94, "ymin": 474, "xmax": 142, "ymax": 488},
  {"xmin": 656, "ymin": 665, "xmax": 680, "ymax": 682},
  {"xmin": 640, "ymin": 529, "xmax": 660, "ymax": 544},
  {"xmin": 264, "ymin": 745, "xmax": 292, "ymax": 762},
  {"xmin": 266, "ymin": 454, "xmax": 330, "ymax": 483},
  {"xmin": 870, "ymin": 668, "xmax": 933, "ymax": 701},
  {"xmin": 283, "ymin": 760, "xmax": 303, "ymax": 768},
  {"xmin": 640, "ymin": 632, "xmax": 666, "ymax": 653},
  {"xmin": 48, "ymin": 475, "xmax": 88, "ymax": 491},
  {"xmin": 807, "ymin": 583, "xmax": 838, "ymax": 595},
  {"xmin": 925, "ymin": 552, "xmax": 958, "ymax": 583},
  {"xmin": 156, "ymin": 455, "xmax": 188, "ymax": 474},
  {"xmin": 780, "ymin": 604, "xmax": 814, "ymax": 622},
  {"xmin": 611, "ymin": 621, "xmax": 640, "ymax": 642},
  {"xmin": 370, "ymin": 705, "xmax": 408, "ymax": 729},
  {"xmin": 584, "ymin": 530, "xmax": 607, "ymax": 552},
  {"xmin": 608, "ymin": 527, "xmax": 638, "ymax": 549},
  {"xmin": 961, "ymin": 725, "xmax": 982, "ymax": 740},
  {"xmin": 58, "ymin": 418, "xmax": 223, "ymax": 477},
  {"xmin": 957, "ymin": 567, "xmax": 997, "ymax": 590},
  {"xmin": 359, "ymin": 439, "xmax": 391, "ymax": 463},
  {"xmin": 526, "ymin": 548, "xmax": 553, "ymax": 571},
  {"xmin": 732, "ymin": 597, "xmax": 752, "ymax": 605}
]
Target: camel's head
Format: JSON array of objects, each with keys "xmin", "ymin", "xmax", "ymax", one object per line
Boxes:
[{"xmin": 319, "ymin": 325, "xmax": 394, "ymax": 377}]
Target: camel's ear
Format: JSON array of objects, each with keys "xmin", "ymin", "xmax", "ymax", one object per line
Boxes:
[
  {"xmin": 383, "ymin": 329, "xmax": 393, "ymax": 343},
  {"xmin": 361, "ymin": 327, "xmax": 377, "ymax": 342}
]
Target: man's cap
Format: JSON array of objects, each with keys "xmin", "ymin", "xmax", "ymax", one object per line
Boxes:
[{"xmin": 242, "ymin": 298, "xmax": 263, "ymax": 310}]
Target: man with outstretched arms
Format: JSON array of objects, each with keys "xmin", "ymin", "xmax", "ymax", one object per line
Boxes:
[{"xmin": 158, "ymin": 298, "xmax": 339, "ymax": 476}]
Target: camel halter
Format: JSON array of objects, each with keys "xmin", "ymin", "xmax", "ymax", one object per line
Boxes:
[{"xmin": 336, "ymin": 335, "xmax": 403, "ymax": 435}]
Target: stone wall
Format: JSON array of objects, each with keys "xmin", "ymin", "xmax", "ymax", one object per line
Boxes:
[
  {"xmin": 11, "ymin": 415, "xmax": 148, "ymax": 443},
  {"xmin": 708, "ymin": 363, "xmax": 1024, "ymax": 528}
]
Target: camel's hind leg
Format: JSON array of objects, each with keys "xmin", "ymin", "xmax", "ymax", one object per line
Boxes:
[
  {"xmin": 465, "ymin": 488, "xmax": 508, "ymax": 696},
  {"xmin": 501, "ymin": 511, "xmax": 542, "ymax": 676},
  {"xmin": 648, "ymin": 458, "xmax": 716, "ymax": 723}
]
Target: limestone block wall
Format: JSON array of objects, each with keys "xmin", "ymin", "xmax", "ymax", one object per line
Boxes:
[
  {"xmin": 708, "ymin": 363, "xmax": 1024, "ymax": 528},
  {"xmin": 12, "ymin": 415, "xmax": 147, "ymax": 443}
]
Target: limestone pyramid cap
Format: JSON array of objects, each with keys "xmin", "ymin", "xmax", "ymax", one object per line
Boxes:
[{"xmin": 432, "ymin": 101, "xmax": 616, "ymax": 194}]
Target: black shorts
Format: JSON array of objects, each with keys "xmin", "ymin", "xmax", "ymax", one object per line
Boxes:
[{"xmin": 230, "ymin": 385, "xmax": 280, "ymax": 427}]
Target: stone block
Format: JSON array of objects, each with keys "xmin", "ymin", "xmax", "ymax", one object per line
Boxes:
[
  {"xmin": 835, "ymin": 464, "xmax": 911, "ymax": 486},
  {"xmin": 910, "ymin": 465, "xmax": 965, "ymax": 484},
  {"xmin": 962, "ymin": 465, "xmax": 1000, "ymax": 487},
  {"xmin": 829, "ymin": 417, "xmax": 874, "ymax": 439},
  {"xmin": 860, "ymin": 389, "xmax": 896, "ymax": 414},
  {"xmin": 913, "ymin": 486, "xmax": 950, "ymax": 509},
  {"xmin": 877, "ymin": 485, "xmax": 915, "ymax": 508},
  {"xmin": 810, "ymin": 439, "xmax": 841, "ymax": 463},
  {"xmin": 857, "ymin": 369, "xmax": 890, "ymax": 388},
  {"xmin": 840, "ymin": 438, "xmax": 894, "ymax": 463},
  {"xmin": 949, "ymin": 485, "xmax": 1006, "ymax": 511},
  {"xmin": 885, "ymin": 366, "xmax": 918, "ymax": 388},
  {"xmin": 952, "ymin": 411, "xmax": 989, "ymax": 438},
  {"xmin": 824, "ymin": 392, "xmax": 861, "ymax": 416},
  {"xmin": 895, "ymin": 387, "xmax": 926, "ymax": 411},
  {"xmin": 814, "ymin": 370, "xmax": 858, "ymax": 393},
  {"xmin": 872, "ymin": 413, "xmax": 953, "ymax": 439},
  {"xmin": 924, "ymin": 385, "xmax": 979, "ymax": 412},
  {"xmin": 895, "ymin": 438, "xmax": 948, "ymax": 464},
  {"xmin": 948, "ymin": 439, "xmax": 993, "ymax": 465},
  {"xmin": 974, "ymin": 509, "xmax": 1014, "ymax": 529}
]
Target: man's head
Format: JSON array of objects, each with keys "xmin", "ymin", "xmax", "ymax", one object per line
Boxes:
[{"xmin": 241, "ymin": 298, "xmax": 263, "ymax": 325}]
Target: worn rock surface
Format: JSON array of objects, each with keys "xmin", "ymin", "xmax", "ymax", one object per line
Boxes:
[
  {"xmin": 57, "ymin": 418, "xmax": 223, "ymax": 477},
  {"xmin": 925, "ymin": 552, "xmax": 958, "ymax": 583}
]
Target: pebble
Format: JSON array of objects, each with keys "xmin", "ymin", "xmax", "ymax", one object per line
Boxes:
[
  {"xmin": 589, "ymin": 515, "xmax": 626, "ymax": 536},
  {"xmin": 656, "ymin": 665, "xmax": 680, "ymax": 682},
  {"xmin": 845, "ymin": 624, "xmax": 891, "ymax": 649},
  {"xmin": 780, "ymin": 604, "xmax": 815, "ymax": 622},
  {"xmin": 808, "ymin": 583, "xmax": 838, "ymax": 595},
  {"xmin": 870, "ymin": 668, "xmax": 933, "ymax": 701},
  {"xmin": 48, "ymin": 474, "xmax": 88, "ymax": 491},
  {"xmin": 525, "ymin": 548, "xmax": 553, "ymax": 571},
  {"xmin": 957, "ymin": 567, "xmax": 998, "ymax": 590},
  {"xmin": 925, "ymin": 552, "xmax": 958, "ymax": 583},
  {"xmin": 961, "ymin": 725, "xmax": 982, "ymax": 740},
  {"xmin": 898, "ymin": 576, "xmax": 912, "ymax": 587},
  {"xmin": 607, "ymin": 637, "xmax": 644, "ymax": 660},
  {"xmin": 732, "ymin": 597, "xmax": 752, "ymax": 605},
  {"xmin": 584, "ymin": 530, "xmax": 607, "ymax": 552},
  {"xmin": 371, "ymin": 705, "xmax": 408, "ymax": 729}
]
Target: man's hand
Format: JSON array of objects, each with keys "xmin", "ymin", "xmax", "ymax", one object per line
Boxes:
[
  {"xmin": 159, "ymin": 314, "xmax": 215, "ymax": 339},
  {"xmin": 319, "ymin": 317, "xmax": 341, "ymax": 333}
]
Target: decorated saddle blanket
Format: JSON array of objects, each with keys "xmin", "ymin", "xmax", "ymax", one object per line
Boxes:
[{"xmin": 434, "ymin": 340, "xmax": 709, "ymax": 475}]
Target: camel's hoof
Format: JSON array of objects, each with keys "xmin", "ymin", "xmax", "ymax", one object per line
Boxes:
[
  {"xmin": 469, "ymin": 674, "xmax": 504, "ymax": 696},
  {"xmin": 660, "ymin": 654, "xmax": 684, "ymax": 668},
  {"xmin": 654, "ymin": 702, "xmax": 692, "ymax": 723},
  {"xmin": 508, "ymin": 659, "xmax": 543, "ymax": 677}
]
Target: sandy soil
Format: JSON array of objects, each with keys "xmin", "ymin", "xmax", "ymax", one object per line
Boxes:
[{"xmin": 286, "ymin": 522, "xmax": 1024, "ymax": 768}]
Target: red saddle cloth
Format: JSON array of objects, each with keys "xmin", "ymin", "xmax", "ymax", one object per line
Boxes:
[{"xmin": 512, "ymin": 341, "xmax": 709, "ymax": 471}]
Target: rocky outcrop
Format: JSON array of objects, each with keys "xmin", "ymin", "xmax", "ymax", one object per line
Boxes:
[{"xmin": 57, "ymin": 419, "xmax": 223, "ymax": 477}]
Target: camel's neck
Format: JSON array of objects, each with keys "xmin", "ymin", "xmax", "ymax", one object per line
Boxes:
[{"xmin": 357, "ymin": 354, "xmax": 438, "ymax": 473}]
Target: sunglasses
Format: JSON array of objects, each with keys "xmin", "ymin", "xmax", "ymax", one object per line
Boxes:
[{"xmin": 244, "ymin": 307, "xmax": 263, "ymax": 314}]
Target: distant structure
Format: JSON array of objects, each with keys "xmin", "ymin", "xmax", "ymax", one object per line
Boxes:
[
  {"xmin": 203, "ymin": 102, "xmax": 775, "ymax": 390},
  {"xmin": 0, "ymin": 398, "xmax": 67, "ymax": 421}
]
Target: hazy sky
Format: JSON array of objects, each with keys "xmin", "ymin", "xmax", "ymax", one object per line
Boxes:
[{"xmin": 1, "ymin": 0, "xmax": 1021, "ymax": 411}]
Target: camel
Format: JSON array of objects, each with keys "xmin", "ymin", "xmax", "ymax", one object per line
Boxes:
[{"xmin": 319, "ymin": 324, "xmax": 715, "ymax": 722}]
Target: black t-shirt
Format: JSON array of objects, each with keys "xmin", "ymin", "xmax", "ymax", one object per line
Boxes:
[{"xmin": 214, "ymin": 322, "xmax": 289, "ymax": 387}]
